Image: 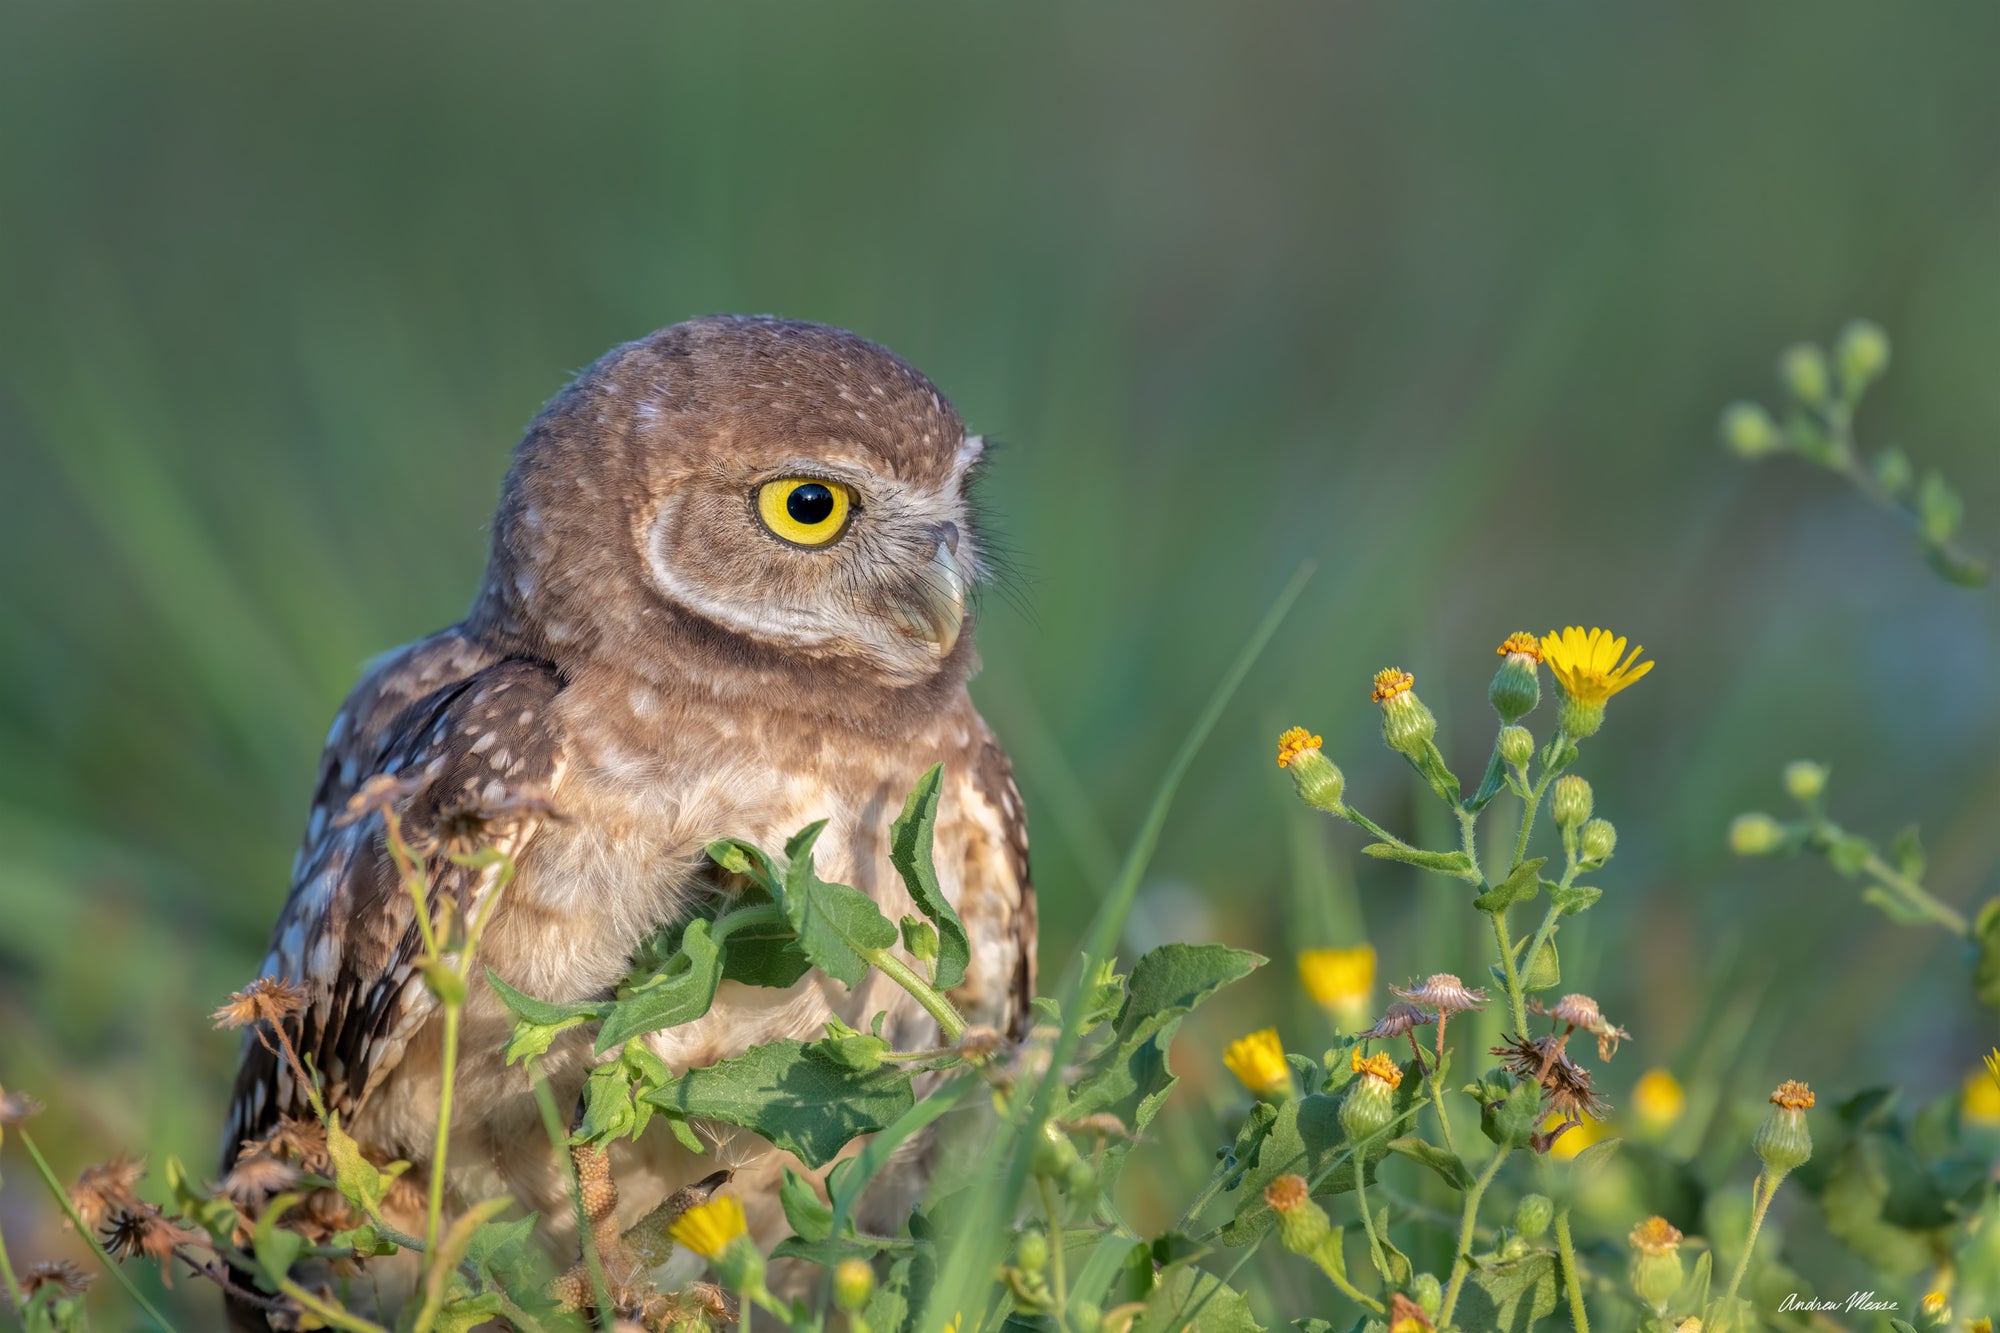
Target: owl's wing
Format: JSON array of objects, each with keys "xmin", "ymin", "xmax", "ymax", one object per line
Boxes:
[
  {"xmin": 224, "ymin": 632, "xmax": 565, "ymax": 1159},
  {"xmin": 969, "ymin": 736, "xmax": 1037, "ymax": 1038}
]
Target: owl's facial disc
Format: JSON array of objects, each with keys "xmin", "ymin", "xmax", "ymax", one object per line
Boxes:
[{"xmin": 643, "ymin": 455, "xmax": 978, "ymax": 682}]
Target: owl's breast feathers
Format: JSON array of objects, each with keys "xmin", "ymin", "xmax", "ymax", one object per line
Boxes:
[{"xmin": 225, "ymin": 631, "xmax": 565, "ymax": 1158}]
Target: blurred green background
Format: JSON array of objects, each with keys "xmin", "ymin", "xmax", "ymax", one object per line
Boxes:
[{"xmin": 4, "ymin": 3, "xmax": 1998, "ymax": 1326}]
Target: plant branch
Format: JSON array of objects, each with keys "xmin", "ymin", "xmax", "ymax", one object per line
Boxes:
[
  {"xmin": 17, "ymin": 1129, "xmax": 182, "ymax": 1333},
  {"xmin": 1440, "ymin": 1146, "xmax": 1510, "ymax": 1326}
]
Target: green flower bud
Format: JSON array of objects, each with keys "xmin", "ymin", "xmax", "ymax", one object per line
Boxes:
[
  {"xmin": 1551, "ymin": 775, "xmax": 1593, "ymax": 830},
  {"xmin": 1782, "ymin": 761, "xmax": 1827, "ymax": 803},
  {"xmin": 1500, "ymin": 1235, "xmax": 1530, "ymax": 1261},
  {"xmin": 1628, "ymin": 1217, "xmax": 1686, "ymax": 1314},
  {"xmin": 1064, "ymin": 1158, "xmax": 1097, "ymax": 1199},
  {"xmin": 1410, "ymin": 1273, "xmax": 1443, "ymax": 1319},
  {"xmin": 1072, "ymin": 1302, "xmax": 1103, "ymax": 1333},
  {"xmin": 1514, "ymin": 1193, "xmax": 1554, "ymax": 1240},
  {"xmin": 901, "ymin": 915, "xmax": 939, "ymax": 961},
  {"xmin": 1372, "ymin": 670, "xmax": 1437, "ymax": 759},
  {"xmin": 1014, "ymin": 1228, "xmax": 1049, "ymax": 1274},
  {"xmin": 1873, "ymin": 446, "xmax": 1914, "ymax": 496},
  {"xmin": 712, "ymin": 1235, "xmax": 766, "ymax": 1292},
  {"xmin": 1558, "ymin": 694, "xmax": 1606, "ymax": 740},
  {"xmin": 1720, "ymin": 402, "xmax": 1782, "ymax": 458},
  {"xmin": 1780, "ymin": 343, "xmax": 1831, "ymax": 407},
  {"xmin": 1031, "ymin": 1121, "xmax": 1082, "ymax": 1180},
  {"xmin": 1498, "ymin": 726, "xmax": 1535, "ymax": 769},
  {"xmin": 1340, "ymin": 1052, "xmax": 1403, "ymax": 1143},
  {"xmin": 1278, "ymin": 729, "xmax": 1345, "ymax": 813},
  {"xmin": 1580, "ymin": 818, "xmax": 1617, "ymax": 863},
  {"xmin": 1753, "ymin": 1081, "xmax": 1815, "ymax": 1176},
  {"xmin": 1490, "ymin": 634, "xmax": 1544, "ymax": 722},
  {"xmin": 1728, "ymin": 812, "xmax": 1786, "ymax": 856},
  {"xmin": 1266, "ymin": 1174, "xmax": 1332, "ymax": 1256},
  {"xmin": 833, "ymin": 1257, "xmax": 875, "ymax": 1312},
  {"xmin": 1836, "ymin": 319, "xmax": 1890, "ymax": 396}
]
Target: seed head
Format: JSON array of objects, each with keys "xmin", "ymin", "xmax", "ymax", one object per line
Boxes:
[
  {"xmin": 22, "ymin": 1260, "xmax": 93, "ymax": 1301},
  {"xmin": 1392, "ymin": 973, "xmax": 1488, "ymax": 1016},
  {"xmin": 212, "ymin": 977, "xmax": 308, "ymax": 1031},
  {"xmin": 70, "ymin": 1154, "xmax": 146, "ymax": 1230},
  {"xmin": 1359, "ymin": 1001, "xmax": 1436, "ymax": 1041}
]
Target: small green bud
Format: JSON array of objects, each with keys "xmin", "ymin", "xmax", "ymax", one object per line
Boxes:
[
  {"xmin": 1279, "ymin": 732, "xmax": 1346, "ymax": 813},
  {"xmin": 900, "ymin": 915, "xmax": 939, "ymax": 961},
  {"xmin": 1579, "ymin": 818, "xmax": 1617, "ymax": 863},
  {"xmin": 1873, "ymin": 446, "xmax": 1914, "ymax": 497},
  {"xmin": 1340, "ymin": 1052, "xmax": 1402, "ymax": 1143},
  {"xmin": 1031, "ymin": 1121, "xmax": 1082, "ymax": 1180},
  {"xmin": 1551, "ymin": 775, "xmax": 1593, "ymax": 830},
  {"xmin": 1014, "ymin": 1228, "xmax": 1050, "ymax": 1274},
  {"xmin": 1628, "ymin": 1217, "xmax": 1686, "ymax": 1314},
  {"xmin": 712, "ymin": 1235, "xmax": 766, "ymax": 1292},
  {"xmin": 1072, "ymin": 1301, "xmax": 1103, "ymax": 1333},
  {"xmin": 1836, "ymin": 318, "xmax": 1890, "ymax": 396},
  {"xmin": 1728, "ymin": 812, "xmax": 1787, "ymax": 856},
  {"xmin": 1780, "ymin": 343, "xmax": 1831, "ymax": 407},
  {"xmin": 1514, "ymin": 1193, "xmax": 1554, "ymax": 1240},
  {"xmin": 1753, "ymin": 1081, "xmax": 1815, "ymax": 1175},
  {"xmin": 1410, "ymin": 1273, "xmax": 1443, "ymax": 1319},
  {"xmin": 1719, "ymin": 402, "xmax": 1782, "ymax": 458},
  {"xmin": 1498, "ymin": 726, "xmax": 1535, "ymax": 768},
  {"xmin": 1064, "ymin": 1158, "xmax": 1097, "ymax": 1199},
  {"xmin": 1490, "ymin": 635, "xmax": 1543, "ymax": 723},
  {"xmin": 833, "ymin": 1257, "xmax": 875, "ymax": 1313},
  {"xmin": 1782, "ymin": 761, "xmax": 1827, "ymax": 803},
  {"xmin": 1500, "ymin": 1235, "xmax": 1530, "ymax": 1261}
]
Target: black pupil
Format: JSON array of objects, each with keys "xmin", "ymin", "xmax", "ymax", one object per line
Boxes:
[{"xmin": 787, "ymin": 483, "xmax": 835, "ymax": 526}]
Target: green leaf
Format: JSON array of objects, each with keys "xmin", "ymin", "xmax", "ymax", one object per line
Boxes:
[
  {"xmin": 572, "ymin": 1060, "xmax": 640, "ymax": 1144},
  {"xmin": 780, "ymin": 1167, "xmax": 834, "ymax": 1242},
  {"xmin": 1862, "ymin": 885, "xmax": 1936, "ymax": 927},
  {"xmin": 1386, "ymin": 1136, "xmax": 1471, "ymax": 1190},
  {"xmin": 641, "ymin": 1038, "xmax": 916, "ymax": 1168},
  {"xmin": 772, "ymin": 1232, "xmax": 893, "ymax": 1265},
  {"xmin": 1460, "ymin": 1251, "xmax": 1559, "ymax": 1331},
  {"xmin": 1362, "ymin": 843, "xmax": 1475, "ymax": 876},
  {"xmin": 1890, "ymin": 825, "xmax": 1926, "ymax": 880},
  {"xmin": 326, "ymin": 1117, "xmax": 409, "ymax": 1218},
  {"xmin": 251, "ymin": 1192, "xmax": 307, "ymax": 1287},
  {"xmin": 1474, "ymin": 858, "xmax": 1546, "ymax": 913},
  {"xmin": 889, "ymin": 763, "xmax": 971, "ymax": 990},
  {"xmin": 1550, "ymin": 881, "xmax": 1601, "ymax": 915},
  {"xmin": 485, "ymin": 969, "xmax": 603, "ymax": 1064},
  {"xmin": 416, "ymin": 1198, "xmax": 513, "ymax": 1333},
  {"xmin": 706, "ymin": 838, "xmax": 781, "ymax": 893},
  {"xmin": 1069, "ymin": 944, "xmax": 1263, "ymax": 1135},
  {"xmin": 1827, "ymin": 834, "xmax": 1872, "ymax": 877},
  {"xmin": 432, "ymin": 1293, "xmax": 507, "ymax": 1333},
  {"xmin": 596, "ymin": 918, "xmax": 725, "ymax": 1051},
  {"xmin": 781, "ymin": 822, "xmax": 899, "ymax": 988},
  {"xmin": 1135, "ymin": 1263, "xmax": 1265, "ymax": 1333}
]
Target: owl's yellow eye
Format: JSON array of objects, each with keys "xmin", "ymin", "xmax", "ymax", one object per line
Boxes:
[{"xmin": 756, "ymin": 478, "xmax": 854, "ymax": 547}]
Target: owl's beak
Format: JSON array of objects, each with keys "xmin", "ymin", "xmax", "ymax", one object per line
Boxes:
[{"xmin": 896, "ymin": 540, "xmax": 966, "ymax": 656}]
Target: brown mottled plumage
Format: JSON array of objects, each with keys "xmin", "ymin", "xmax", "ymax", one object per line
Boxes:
[{"xmin": 223, "ymin": 316, "xmax": 1034, "ymax": 1319}]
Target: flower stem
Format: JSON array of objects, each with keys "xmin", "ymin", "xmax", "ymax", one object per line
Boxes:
[
  {"xmin": 424, "ymin": 1002, "xmax": 461, "ymax": 1257},
  {"xmin": 1720, "ymin": 1169, "xmax": 1781, "ymax": 1316},
  {"xmin": 1861, "ymin": 850, "xmax": 1968, "ymax": 936},
  {"xmin": 0, "ymin": 1207, "xmax": 22, "ymax": 1312},
  {"xmin": 1490, "ymin": 912, "xmax": 1530, "ymax": 1033},
  {"xmin": 1038, "ymin": 1176, "xmax": 1074, "ymax": 1333},
  {"xmin": 867, "ymin": 949, "xmax": 968, "ymax": 1042},
  {"xmin": 1554, "ymin": 1206, "xmax": 1591, "ymax": 1333},
  {"xmin": 278, "ymin": 1277, "xmax": 391, "ymax": 1333},
  {"xmin": 1440, "ymin": 1146, "xmax": 1511, "ymax": 1326},
  {"xmin": 18, "ymin": 1129, "xmax": 181, "ymax": 1333},
  {"xmin": 1353, "ymin": 1160, "xmax": 1390, "ymax": 1285}
]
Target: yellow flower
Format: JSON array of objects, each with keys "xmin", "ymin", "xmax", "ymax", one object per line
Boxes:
[
  {"xmin": 1276, "ymin": 726, "xmax": 1323, "ymax": 769},
  {"xmin": 1496, "ymin": 631, "xmax": 1544, "ymax": 663},
  {"xmin": 668, "ymin": 1195, "xmax": 748, "ymax": 1259},
  {"xmin": 1986, "ymin": 1046, "xmax": 2000, "ymax": 1091},
  {"xmin": 1628, "ymin": 1216, "xmax": 1683, "ymax": 1256},
  {"xmin": 1965, "ymin": 1068, "xmax": 2000, "ymax": 1127},
  {"xmin": 1351, "ymin": 1049, "xmax": 1404, "ymax": 1090},
  {"xmin": 1371, "ymin": 668, "xmax": 1414, "ymax": 702},
  {"xmin": 1922, "ymin": 1291, "xmax": 1947, "ymax": 1317},
  {"xmin": 1968, "ymin": 1318, "xmax": 1991, "ymax": 1333},
  {"xmin": 1299, "ymin": 945, "xmax": 1375, "ymax": 1014},
  {"xmin": 1540, "ymin": 627, "xmax": 1654, "ymax": 705},
  {"xmin": 1544, "ymin": 1112, "xmax": 1607, "ymax": 1160},
  {"xmin": 1632, "ymin": 1068, "xmax": 1686, "ymax": 1131},
  {"xmin": 1223, "ymin": 1028, "xmax": 1291, "ymax": 1097}
]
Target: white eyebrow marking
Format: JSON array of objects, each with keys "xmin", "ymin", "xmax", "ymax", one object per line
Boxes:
[{"xmin": 954, "ymin": 434, "xmax": 985, "ymax": 472}]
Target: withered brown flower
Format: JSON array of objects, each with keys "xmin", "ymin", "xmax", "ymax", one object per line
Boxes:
[
  {"xmin": 1393, "ymin": 973, "xmax": 1488, "ymax": 1015},
  {"xmin": 213, "ymin": 976, "xmax": 308, "ymax": 1031},
  {"xmin": 244, "ymin": 1113, "xmax": 331, "ymax": 1175},
  {"xmin": 1360, "ymin": 1001, "xmax": 1437, "ymax": 1040},
  {"xmin": 218, "ymin": 1150, "xmax": 301, "ymax": 1206},
  {"xmin": 101, "ymin": 1205, "xmax": 204, "ymax": 1285},
  {"xmin": 429, "ymin": 790, "xmax": 560, "ymax": 858},
  {"xmin": 70, "ymin": 1154, "xmax": 146, "ymax": 1230},
  {"xmin": 337, "ymin": 772, "xmax": 425, "ymax": 826},
  {"xmin": 1493, "ymin": 1033, "xmax": 1610, "ymax": 1126},
  {"xmin": 22, "ymin": 1259, "xmax": 94, "ymax": 1301}
]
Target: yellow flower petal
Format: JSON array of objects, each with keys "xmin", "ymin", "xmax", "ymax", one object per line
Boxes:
[{"xmin": 668, "ymin": 1196, "xmax": 748, "ymax": 1259}]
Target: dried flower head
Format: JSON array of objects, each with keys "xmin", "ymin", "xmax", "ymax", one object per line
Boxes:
[
  {"xmin": 1360, "ymin": 1001, "xmax": 1437, "ymax": 1040},
  {"xmin": 1496, "ymin": 631, "xmax": 1544, "ymax": 663},
  {"xmin": 1350, "ymin": 1049, "xmax": 1404, "ymax": 1090},
  {"xmin": 1061, "ymin": 1113, "xmax": 1129, "ymax": 1143},
  {"xmin": 218, "ymin": 1150, "xmax": 302, "ymax": 1206},
  {"xmin": 957, "ymin": 1026, "xmax": 1007, "ymax": 1062},
  {"xmin": 1629, "ymin": 1216, "xmax": 1683, "ymax": 1256},
  {"xmin": 1548, "ymin": 993, "xmax": 1602, "ymax": 1030},
  {"xmin": 1770, "ymin": 1079, "xmax": 1815, "ymax": 1111},
  {"xmin": 101, "ymin": 1205, "xmax": 203, "ymax": 1282},
  {"xmin": 1263, "ymin": 1173, "xmax": 1310, "ymax": 1214},
  {"xmin": 668, "ymin": 1196, "xmax": 748, "ymax": 1260},
  {"xmin": 1494, "ymin": 1034, "xmax": 1609, "ymax": 1123},
  {"xmin": 1387, "ymin": 1292, "xmax": 1436, "ymax": 1333},
  {"xmin": 1223, "ymin": 1029, "xmax": 1291, "ymax": 1097},
  {"xmin": 1299, "ymin": 945, "xmax": 1375, "ymax": 1009},
  {"xmin": 1392, "ymin": 973, "xmax": 1489, "ymax": 1015},
  {"xmin": 338, "ymin": 772, "xmax": 425, "ymax": 826},
  {"xmin": 430, "ymin": 790, "xmax": 560, "ymax": 858},
  {"xmin": 70, "ymin": 1154, "xmax": 147, "ymax": 1230},
  {"xmin": 1371, "ymin": 668, "xmax": 1415, "ymax": 703},
  {"xmin": 246, "ymin": 1114, "xmax": 331, "ymax": 1175},
  {"xmin": 212, "ymin": 976, "xmax": 308, "ymax": 1031},
  {"xmin": 22, "ymin": 1260, "xmax": 94, "ymax": 1301},
  {"xmin": 0, "ymin": 1082, "xmax": 41, "ymax": 1150},
  {"xmin": 1276, "ymin": 727, "xmax": 1323, "ymax": 769}
]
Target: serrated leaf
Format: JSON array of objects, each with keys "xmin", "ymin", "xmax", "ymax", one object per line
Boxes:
[
  {"xmin": 1386, "ymin": 1136, "xmax": 1471, "ymax": 1189},
  {"xmin": 596, "ymin": 918, "xmax": 725, "ymax": 1051},
  {"xmin": 1461, "ymin": 1251, "xmax": 1559, "ymax": 1330},
  {"xmin": 1362, "ymin": 843, "xmax": 1475, "ymax": 876},
  {"xmin": 1068, "ymin": 944, "xmax": 1262, "ymax": 1134},
  {"xmin": 1550, "ymin": 881, "xmax": 1601, "ymax": 915},
  {"xmin": 642, "ymin": 1038, "xmax": 915, "ymax": 1168},
  {"xmin": 464, "ymin": 1210, "xmax": 541, "ymax": 1286},
  {"xmin": 485, "ymin": 969, "xmax": 605, "ymax": 1026},
  {"xmin": 326, "ymin": 1117, "xmax": 409, "ymax": 1218},
  {"xmin": 431, "ymin": 1293, "xmax": 506, "ymax": 1333},
  {"xmin": 772, "ymin": 1233, "xmax": 892, "ymax": 1265},
  {"xmin": 781, "ymin": 822, "xmax": 898, "ymax": 988},
  {"xmin": 572, "ymin": 1061, "xmax": 639, "ymax": 1144},
  {"xmin": 415, "ymin": 1198, "xmax": 513, "ymax": 1332},
  {"xmin": 889, "ymin": 764, "xmax": 970, "ymax": 990},
  {"xmin": 1135, "ymin": 1263, "xmax": 1265, "ymax": 1333},
  {"xmin": 1474, "ymin": 858, "xmax": 1546, "ymax": 913}
]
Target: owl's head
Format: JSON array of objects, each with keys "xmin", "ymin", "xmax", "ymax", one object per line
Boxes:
[{"xmin": 475, "ymin": 317, "xmax": 995, "ymax": 693}]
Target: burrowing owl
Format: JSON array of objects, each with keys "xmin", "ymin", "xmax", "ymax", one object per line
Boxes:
[{"xmin": 223, "ymin": 316, "xmax": 1034, "ymax": 1311}]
